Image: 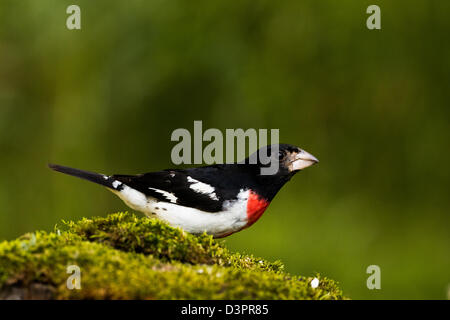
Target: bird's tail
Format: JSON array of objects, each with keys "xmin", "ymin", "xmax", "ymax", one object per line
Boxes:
[{"xmin": 48, "ymin": 163, "xmax": 122, "ymax": 190}]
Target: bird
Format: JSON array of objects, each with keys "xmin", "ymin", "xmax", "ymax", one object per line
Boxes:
[{"xmin": 48, "ymin": 144, "xmax": 318, "ymax": 238}]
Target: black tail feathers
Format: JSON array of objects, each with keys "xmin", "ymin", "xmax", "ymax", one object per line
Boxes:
[{"xmin": 48, "ymin": 164, "xmax": 123, "ymax": 190}]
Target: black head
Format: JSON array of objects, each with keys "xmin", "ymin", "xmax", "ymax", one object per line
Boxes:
[
  {"xmin": 243, "ymin": 143, "xmax": 319, "ymax": 176},
  {"xmin": 236, "ymin": 144, "xmax": 318, "ymax": 200}
]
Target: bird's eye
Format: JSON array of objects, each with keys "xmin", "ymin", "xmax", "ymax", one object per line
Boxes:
[{"xmin": 278, "ymin": 151, "xmax": 284, "ymax": 160}]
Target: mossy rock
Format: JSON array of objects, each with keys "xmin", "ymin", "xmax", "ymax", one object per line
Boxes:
[{"xmin": 0, "ymin": 212, "xmax": 346, "ymax": 299}]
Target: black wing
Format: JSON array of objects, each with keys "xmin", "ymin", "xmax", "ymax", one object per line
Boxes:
[{"xmin": 112, "ymin": 167, "xmax": 228, "ymax": 212}]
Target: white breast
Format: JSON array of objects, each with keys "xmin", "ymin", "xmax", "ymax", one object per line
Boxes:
[
  {"xmin": 112, "ymin": 186, "xmax": 249, "ymax": 237},
  {"xmin": 150, "ymin": 189, "xmax": 250, "ymax": 237}
]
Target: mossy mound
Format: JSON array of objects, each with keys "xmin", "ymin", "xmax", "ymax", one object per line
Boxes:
[{"xmin": 0, "ymin": 212, "xmax": 346, "ymax": 299}]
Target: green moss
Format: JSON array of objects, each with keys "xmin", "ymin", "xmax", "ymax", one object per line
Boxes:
[{"xmin": 0, "ymin": 212, "xmax": 347, "ymax": 299}]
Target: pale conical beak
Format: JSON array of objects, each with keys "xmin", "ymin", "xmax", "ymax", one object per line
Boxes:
[{"xmin": 291, "ymin": 149, "xmax": 319, "ymax": 171}]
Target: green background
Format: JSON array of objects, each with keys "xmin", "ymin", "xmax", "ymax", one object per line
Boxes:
[{"xmin": 0, "ymin": 0, "xmax": 449, "ymax": 299}]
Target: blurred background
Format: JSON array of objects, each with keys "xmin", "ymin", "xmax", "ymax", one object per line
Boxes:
[{"xmin": 0, "ymin": 0, "xmax": 449, "ymax": 299}]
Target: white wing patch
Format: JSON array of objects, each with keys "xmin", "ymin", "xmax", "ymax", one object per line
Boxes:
[
  {"xmin": 187, "ymin": 176, "xmax": 219, "ymax": 201},
  {"xmin": 148, "ymin": 187, "xmax": 178, "ymax": 203},
  {"xmin": 112, "ymin": 180, "xmax": 122, "ymax": 189}
]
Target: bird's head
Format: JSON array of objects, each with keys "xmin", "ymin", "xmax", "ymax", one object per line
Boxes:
[
  {"xmin": 244, "ymin": 143, "xmax": 319, "ymax": 176},
  {"xmin": 278, "ymin": 144, "xmax": 319, "ymax": 173}
]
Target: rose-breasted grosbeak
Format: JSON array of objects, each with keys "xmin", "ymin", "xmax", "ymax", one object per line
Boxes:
[{"xmin": 49, "ymin": 144, "xmax": 318, "ymax": 238}]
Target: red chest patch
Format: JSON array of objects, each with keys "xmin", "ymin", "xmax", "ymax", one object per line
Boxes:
[{"xmin": 246, "ymin": 191, "xmax": 270, "ymax": 227}]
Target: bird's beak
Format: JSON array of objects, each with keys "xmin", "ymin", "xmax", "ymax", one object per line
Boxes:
[{"xmin": 290, "ymin": 149, "xmax": 319, "ymax": 171}]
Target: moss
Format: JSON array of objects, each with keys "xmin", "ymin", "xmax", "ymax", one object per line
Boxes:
[{"xmin": 0, "ymin": 212, "xmax": 347, "ymax": 299}]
